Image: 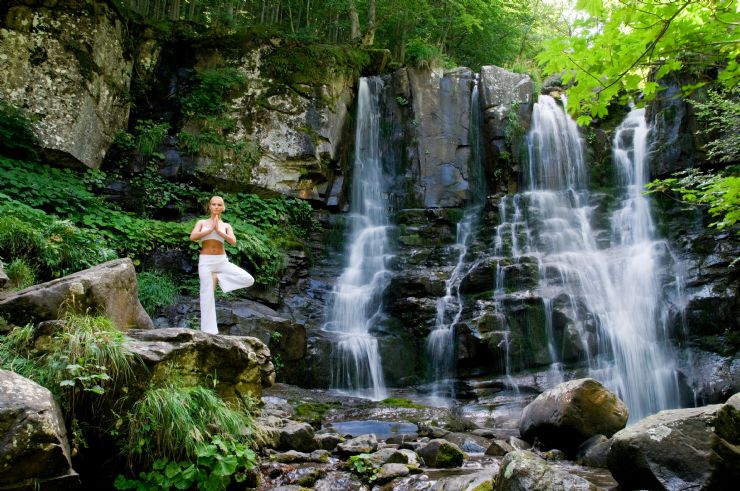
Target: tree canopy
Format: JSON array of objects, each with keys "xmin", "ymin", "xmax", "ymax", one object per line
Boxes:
[{"xmin": 537, "ymin": 0, "xmax": 739, "ymax": 125}]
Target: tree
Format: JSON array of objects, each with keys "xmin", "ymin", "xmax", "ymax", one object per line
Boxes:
[{"xmin": 537, "ymin": 0, "xmax": 739, "ymax": 125}]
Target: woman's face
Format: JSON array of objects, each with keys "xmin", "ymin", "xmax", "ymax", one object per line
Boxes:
[{"xmin": 209, "ymin": 197, "xmax": 225, "ymax": 215}]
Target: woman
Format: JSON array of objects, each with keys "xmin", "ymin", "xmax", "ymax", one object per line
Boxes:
[{"xmin": 189, "ymin": 196, "xmax": 254, "ymax": 334}]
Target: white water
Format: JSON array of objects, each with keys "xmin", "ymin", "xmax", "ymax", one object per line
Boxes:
[
  {"xmin": 324, "ymin": 77, "xmax": 390, "ymax": 400},
  {"xmin": 426, "ymin": 81, "xmax": 486, "ymax": 399},
  {"xmin": 502, "ymin": 95, "xmax": 683, "ymax": 420}
]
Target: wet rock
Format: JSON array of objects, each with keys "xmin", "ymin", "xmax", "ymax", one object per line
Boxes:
[
  {"xmin": 442, "ymin": 432, "xmax": 489, "ymax": 453},
  {"xmin": 508, "ymin": 437, "xmax": 532, "ymax": 451},
  {"xmin": 386, "ymin": 448, "xmax": 421, "ymax": 467},
  {"xmin": 125, "ymin": 328, "xmax": 274, "ymax": 401},
  {"xmin": 337, "ymin": 434, "xmax": 378, "ymax": 457},
  {"xmin": 519, "ymin": 378, "xmax": 628, "ymax": 453},
  {"xmin": 287, "ymin": 465, "xmax": 326, "ymax": 487},
  {"xmin": 0, "ymin": 370, "xmax": 80, "ymax": 489},
  {"xmin": 575, "ymin": 435, "xmax": 610, "ymax": 468},
  {"xmin": 315, "ymin": 433, "xmax": 343, "ymax": 451},
  {"xmin": 309, "ymin": 449, "xmax": 331, "ymax": 463},
  {"xmin": 271, "ymin": 450, "xmax": 312, "ymax": 463},
  {"xmin": 0, "ymin": 258, "xmax": 152, "ymax": 330},
  {"xmin": 459, "ymin": 257, "xmax": 497, "ymax": 294},
  {"xmin": 375, "ymin": 463, "xmax": 410, "ymax": 484},
  {"xmin": 485, "ymin": 439, "xmax": 515, "ymax": 456},
  {"xmin": 416, "ymin": 439, "xmax": 465, "ymax": 468},
  {"xmin": 495, "ymin": 450, "xmax": 597, "ymax": 490},
  {"xmin": 313, "ymin": 470, "xmax": 363, "ymax": 490},
  {"xmin": 278, "ymin": 421, "xmax": 319, "ymax": 453},
  {"xmin": 607, "ymin": 398, "xmax": 740, "ymax": 490},
  {"xmin": 542, "ymin": 449, "xmax": 566, "ymax": 461}
]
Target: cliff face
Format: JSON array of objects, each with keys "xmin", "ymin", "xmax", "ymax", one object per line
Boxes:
[{"xmin": 0, "ymin": 0, "xmax": 132, "ymax": 168}]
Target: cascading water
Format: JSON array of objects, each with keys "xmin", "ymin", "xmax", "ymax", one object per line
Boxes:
[
  {"xmin": 508, "ymin": 95, "xmax": 683, "ymax": 420},
  {"xmin": 324, "ymin": 77, "xmax": 390, "ymax": 400},
  {"xmin": 426, "ymin": 80, "xmax": 486, "ymax": 400}
]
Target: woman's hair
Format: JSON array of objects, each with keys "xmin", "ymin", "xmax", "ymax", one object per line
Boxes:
[{"xmin": 205, "ymin": 195, "xmax": 226, "ymax": 214}]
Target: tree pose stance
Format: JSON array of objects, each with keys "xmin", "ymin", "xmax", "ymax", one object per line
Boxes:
[{"xmin": 189, "ymin": 196, "xmax": 254, "ymax": 334}]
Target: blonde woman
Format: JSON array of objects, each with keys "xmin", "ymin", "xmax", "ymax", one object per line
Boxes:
[{"xmin": 189, "ymin": 196, "xmax": 254, "ymax": 334}]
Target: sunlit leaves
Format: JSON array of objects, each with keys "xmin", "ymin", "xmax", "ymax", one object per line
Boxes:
[{"xmin": 538, "ymin": 0, "xmax": 738, "ymax": 123}]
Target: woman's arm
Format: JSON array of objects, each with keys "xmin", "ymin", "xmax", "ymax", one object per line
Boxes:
[
  {"xmin": 218, "ymin": 223, "xmax": 237, "ymax": 246},
  {"xmin": 189, "ymin": 219, "xmax": 213, "ymax": 241}
]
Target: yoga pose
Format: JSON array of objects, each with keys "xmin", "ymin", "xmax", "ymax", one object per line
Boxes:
[{"xmin": 189, "ymin": 196, "xmax": 254, "ymax": 334}]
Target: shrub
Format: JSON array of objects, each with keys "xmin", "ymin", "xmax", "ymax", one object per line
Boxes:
[
  {"xmin": 4, "ymin": 258, "xmax": 37, "ymax": 290},
  {"xmin": 137, "ymin": 271, "xmax": 180, "ymax": 316}
]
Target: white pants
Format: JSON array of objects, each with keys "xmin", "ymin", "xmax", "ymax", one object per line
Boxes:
[{"xmin": 198, "ymin": 254, "xmax": 254, "ymax": 334}]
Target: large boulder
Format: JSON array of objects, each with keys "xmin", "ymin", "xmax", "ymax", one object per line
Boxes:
[
  {"xmin": 0, "ymin": 370, "xmax": 80, "ymax": 490},
  {"xmin": 607, "ymin": 395, "xmax": 740, "ymax": 490},
  {"xmin": 495, "ymin": 450, "xmax": 597, "ymax": 491},
  {"xmin": 0, "ymin": 0, "xmax": 132, "ymax": 168},
  {"xmin": 519, "ymin": 378, "xmax": 628, "ymax": 453},
  {"xmin": 0, "ymin": 258, "xmax": 151, "ymax": 330},
  {"xmin": 125, "ymin": 328, "xmax": 275, "ymax": 400},
  {"xmin": 416, "ymin": 438, "xmax": 465, "ymax": 468}
]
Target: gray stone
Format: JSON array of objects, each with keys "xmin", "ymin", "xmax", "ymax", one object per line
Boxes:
[
  {"xmin": 607, "ymin": 400, "xmax": 740, "ymax": 490},
  {"xmin": 416, "ymin": 439, "xmax": 465, "ymax": 468},
  {"xmin": 386, "ymin": 448, "xmax": 421, "ymax": 467},
  {"xmin": 508, "ymin": 437, "xmax": 532, "ymax": 451},
  {"xmin": 519, "ymin": 378, "xmax": 628, "ymax": 453},
  {"xmin": 125, "ymin": 328, "xmax": 274, "ymax": 400},
  {"xmin": 0, "ymin": 370, "xmax": 79, "ymax": 489},
  {"xmin": 575, "ymin": 434, "xmax": 610, "ymax": 468},
  {"xmin": 315, "ymin": 432, "xmax": 343, "ymax": 451},
  {"xmin": 375, "ymin": 463, "xmax": 410, "ymax": 484},
  {"xmin": 485, "ymin": 439, "xmax": 515, "ymax": 456},
  {"xmin": 309, "ymin": 449, "xmax": 330, "ymax": 463},
  {"xmin": 277, "ymin": 421, "xmax": 318, "ymax": 453},
  {"xmin": 337, "ymin": 433, "xmax": 378, "ymax": 457},
  {"xmin": 271, "ymin": 450, "xmax": 311, "ymax": 463},
  {"xmin": 495, "ymin": 450, "xmax": 597, "ymax": 491},
  {"xmin": 0, "ymin": 258, "xmax": 152, "ymax": 330},
  {"xmin": 0, "ymin": 0, "xmax": 132, "ymax": 168},
  {"xmin": 0, "ymin": 262, "xmax": 8, "ymax": 288}
]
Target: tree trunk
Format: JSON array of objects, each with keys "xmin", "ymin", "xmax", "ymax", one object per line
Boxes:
[
  {"xmin": 361, "ymin": 0, "xmax": 376, "ymax": 45},
  {"xmin": 349, "ymin": 0, "xmax": 361, "ymax": 41}
]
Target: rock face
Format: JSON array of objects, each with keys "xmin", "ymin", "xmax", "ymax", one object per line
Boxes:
[
  {"xmin": 495, "ymin": 450, "xmax": 597, "ymax": 491},
  {"xmin": 480, "ymin": 65, "xmax": 533, "ymax": 191},
  {"xmin": 607, "ymin": 397, "xmax": 740, "ymax": 490},
  {"xmin": 0, "ymin": 0, "xmax": 132, "ymax": 168},
  {"xmin": 125, "ymin": 328, "xmax": 275, "ymax": 400},
  {"xmin": 0, "ymin": 258, "xmax": 152, "ymax": 330},
  {"xmin": 519, "ymin": 378, "xmax": 629, "ymax": 453},
  {"xmin": 0, "ymin": 370, "xmax": 80, "ymax": 490}
]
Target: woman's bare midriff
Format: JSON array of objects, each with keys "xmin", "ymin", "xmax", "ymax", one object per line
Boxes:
[{"xmin": 200, "ymin": 240, "xmax": 225, "ymax": 255}]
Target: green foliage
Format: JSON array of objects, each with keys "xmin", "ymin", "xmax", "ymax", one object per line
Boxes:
[
  {"xmin": 137, "ymin": 271, "xmax": 180, "ymax": 316},
  {"xmin": 4, "ymin": 258, "xmax": 37, "ymax": 290},
  {"xmin": 0, "ymin": 98, "xmax": 39, "ymax": 160},
  {"xmin": 0, "ymin": 193, "xmax": 117, "ymax": 280},
  {"xmin": 114, "ymin": 434, "xmax": 257, "ymax": 491},
  {"xmin": 691, "ymin": 87, "xmax": 740, "ymax": 164},
  {"xmin": 122, "ymin": 384, "xmax": 255, "ymax": 464},
  {"xmin": 646, "ymin": 167, "xmax": 740, "ymax": 233},
  {"xmin": 537, "ymin": 0, "xmax": 739, "ymax": 124},
  {"xmin": 404, "ymin": 38, "xmax": 450, "ymax": 69},
  {"xmin": 379, "ymin": 397, "xmax": 425, "ymax": 409},
  {"xmin": 134, "ymin": 120, "xmax": 171, "ymax": 155},
  {"xmin": 346, "ymin": 453, "xmax": 380, "ymax": 483},
  {"xmin": 181, "ymin": 68, "xmax": 247, "ymax": 118}
]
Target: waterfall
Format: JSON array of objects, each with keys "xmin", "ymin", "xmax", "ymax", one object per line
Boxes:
[
  {"xmin": 426, "ymin": 80, "xmax": 485, "ymax": 399},
  {"xmin": 517, "ymin": 96, "xmax": 682, "ymax": 420},
  {"xmin": 324, "ymin": 77, "xmax": 390, "ymax": 400}
]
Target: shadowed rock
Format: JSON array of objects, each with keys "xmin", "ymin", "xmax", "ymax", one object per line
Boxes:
[
  {"xmin": 495, "ymin": 450, "xmax": 597, "ymax": 490},
  {"xmin": 0, "ymin": 258, "xmax": 152, "ymax": 330},
  {"xmin": 519, "ymin": 378, "xmax": 628, "ymax": 454},
  {"xmin": 0, "ymin": 370, "xmax": 80, "ymax": 489}
]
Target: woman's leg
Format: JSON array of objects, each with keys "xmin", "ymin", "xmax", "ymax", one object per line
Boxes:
[
  {"xmin": 198, "ymin": 259, "xmax": 219, "ymax": 334},
  {"xmin": 215, "ymin": 260, "xmax": 255, "ymax": 293}
]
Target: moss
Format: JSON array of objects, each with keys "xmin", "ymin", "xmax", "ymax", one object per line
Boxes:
[
  {"xmin": 380, "ymin": 398, "xmax": 425, "ymax": 409},
  {"xmin": 293, "ymin": 401, "xmax": 342, "ymax": 425},
  {"xmin": 471, "ymin": 481, "xmax": 493, "ymax": 491},
  {"xmin": 435, "ymin": 442, "xmax": 465, "ymax": 468}
]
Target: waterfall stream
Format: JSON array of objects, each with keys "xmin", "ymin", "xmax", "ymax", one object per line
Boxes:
[
  {"xmin": 497, "ymin": 95, "xmax": 684, "ymax": 420},
  {"xmin": 324, "ymin": 77, "xmax": 390, "ymax": 400},
  {"xmin": 426, "ymin": 80, "xmax": 486, "ymax": 400}
]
